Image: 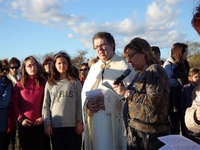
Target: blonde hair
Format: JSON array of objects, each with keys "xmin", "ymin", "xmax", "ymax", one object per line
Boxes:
[{"xmin": 88, "ymin": 57, "xmax": 99, "ymax": 68}]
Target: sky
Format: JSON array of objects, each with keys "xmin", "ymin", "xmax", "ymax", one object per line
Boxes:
[{"xmin": 0, "ymin": 0, "xmax": 200, "ymax": 62}]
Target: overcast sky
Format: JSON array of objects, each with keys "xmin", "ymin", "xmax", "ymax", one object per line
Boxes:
[{"xmin": 0, "ymin": 0, "xmax": 200, "ymax": 62}]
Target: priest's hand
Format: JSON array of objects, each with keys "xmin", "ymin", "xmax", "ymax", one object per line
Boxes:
[
  {"xmin": 87, "ymin": 99, "xmax": 100, "ymax": 113},
  {"xmin": 97, "ymin": 96, "xmax": 105, "ymax": 110}
]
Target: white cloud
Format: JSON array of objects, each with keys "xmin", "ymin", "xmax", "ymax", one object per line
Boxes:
[
  {"xmin": 70, "ymin": 0, "xmax": 185, "ymax": 50},
  {"xmin": 3, "ymin": 0, "xmax": 84, "ymax": 27},
  {"xmin": 165, "ymin": 0, "xmax": 179, "ymax": 5},
  {"xmin": 1, "ymin": 0, "xmax": 190, "ymax": 55},
  {"xmin": 146, "ymin": 1, "xmax": 181, "ymax": 25},
  {"xmin": 67, "ymin": 33, "xmax": 73, "ymax": 38}
]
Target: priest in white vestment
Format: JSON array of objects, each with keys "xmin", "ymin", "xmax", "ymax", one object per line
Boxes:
[{"xmin": 81, "ymin": 32, "xmax": 135, "ymax": 150}]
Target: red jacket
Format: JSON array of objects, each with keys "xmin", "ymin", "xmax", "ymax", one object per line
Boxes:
[{"xmin": 12, "ymin": 76, "xmax": 46, "ymax": 123}]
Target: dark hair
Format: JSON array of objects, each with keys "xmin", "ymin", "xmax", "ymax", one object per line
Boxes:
[
  {"xmin": 160, "ymin": 60, "xmax": 164, "ymax": 66},
  {"xmin": 72, "ymin": 66, "xmax": 79, "ymax": 79},
  {"xmin": 1, "ymin": 59, "xmax": 9, "ymax": 73},
  {"xmin": 20, "ymin": 56, "xmax": 44, "ymax": 89},
  {"xmin": 171, "ymin": 43, "xmax": 187, "ymax": 63},
  {"xmin": 191, "ymin": 3, "xmax": 200, "ymax": 35},
  {"xmin": 171, "ymin": 43, "xmax": 190, "ymax": 72},
  {"xmin": 151, "ymin": 46, "xmax": 160, "ymax": 55},
  {"xmin": 0, "ymin": 60, "xmax": 2, "ymax": 72},
  {"xmin": 48, "ymin": 51, "xmax": 78, "ymax": 85},
  {"xmin": 42, "ymin": 56, "xmax": 53, "ymax": 66},
  {"xmin": 80, "ymin": 63, "xmax": 89, "ymax": 69},
  {"xmin": 92, "ymin": 32, "xmax": 116, "ymax": 52},
  {"xmin": 124, "ymin": 37, "xmax": 159, "ymax": 65},
  {"xmin": 9, "ymin": 57, "xmax": 21, "ymax": 68}
]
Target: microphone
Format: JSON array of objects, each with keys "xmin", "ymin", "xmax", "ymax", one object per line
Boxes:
[{"xmin": 113, "ymin": 69, "xmax": 131, "ymax": 85}]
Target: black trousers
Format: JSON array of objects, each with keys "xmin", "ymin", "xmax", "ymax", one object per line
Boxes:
[
  {"xmin": 18, "ymin": 123, "xmax": 50, "ymax": 150},
  {"xmin": 77, "ymin": 134, "xmax": 82, "ymax": 150},
  {"xmin": 51, "ymin": 127, "xmax": 78, "ymax": 150},
  {"xmin": 127, "ymin": 126, "xmax": 166, "ymax": 150},
  {"xmin": 0, "ymin": 131, "xmax": 8, "ymax": 150},
  {"xmin": 169, "ymin": 111, "xmax": 181, "ymax": 134}
]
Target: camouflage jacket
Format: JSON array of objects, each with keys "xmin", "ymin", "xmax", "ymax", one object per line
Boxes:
[{"xmin": 126, "ymin": 64, "xmax": 169, "ymax": 133}]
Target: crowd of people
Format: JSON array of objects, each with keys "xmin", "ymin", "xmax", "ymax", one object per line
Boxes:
[{"xmin": 0, "ymin": 2, "xmax": 200, "ymax": 150}]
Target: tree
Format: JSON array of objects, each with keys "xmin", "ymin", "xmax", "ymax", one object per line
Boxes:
[
  {"xmin": 71, "ymin": 50, "xmax": 88, "ymax": 68},
  {"xmin": 188, "ymin": 52, "xmax": 200, "ymax": 68},
  {"xmin": 186, "ymin": 41, "xmax": 200, "ymax": 68},
  {"xmin": 33, "ymin": 52, "xmax": 55, "ymax": 64},
  {"xmin": 33, "ymin": 50, "xmax": 89, "ymax": 68},
  {"xmin": 185, "ymin": 41, "xmax": 200, "ymax": 56},
  {"xmin": 32, "ymin": 54, "xmax": 43, "ymax": 64}
]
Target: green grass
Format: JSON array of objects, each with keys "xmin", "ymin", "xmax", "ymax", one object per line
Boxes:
[{"xmin": 8, "ymin": 130, "xmax": 20, "ymax": 150}]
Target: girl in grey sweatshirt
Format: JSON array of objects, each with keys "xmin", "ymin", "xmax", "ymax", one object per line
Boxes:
[{"xmin": 42, "ymin": 51, "xmax": 83, "ymax": 150}]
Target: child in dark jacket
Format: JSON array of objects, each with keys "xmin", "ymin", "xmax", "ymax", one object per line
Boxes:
[
  {"xmin": 181, "ymin": 67, "xmax": 200, "ymax": 140},
  {"xmin": 0, "ymin": 61, "xmax": 13, "ymax": 150}
]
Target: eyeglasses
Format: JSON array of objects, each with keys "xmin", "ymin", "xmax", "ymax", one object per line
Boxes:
[
  {"xmin": 10, "ymin": 66, "xmax": 19, "ymax": 69},
  {"xmin": 26, "ymin": 63, "xmax": 36, "ymax": 68},
  {"xmin": 94, "ymin": 43, "xmax": 110, "ymax": 50},
  {"xmin": 80, "ymin": 68, "xmax": 88, "ymax": 71},
  {"xmin": 126, "ymin": 51, "xmax": 138, "ymax": 60}
]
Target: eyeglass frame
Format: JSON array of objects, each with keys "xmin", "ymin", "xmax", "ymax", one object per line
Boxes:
[
  {"xmin": 125, "ymin": 51, "xmax": 139, "ymax": 60},
  {"xmin": 93, "ymin": 43, "xmax": 110, "ymax": 50},
  {"xmin": 26, "ymin": 63, "xmax": 37, "ymax": 68}
]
